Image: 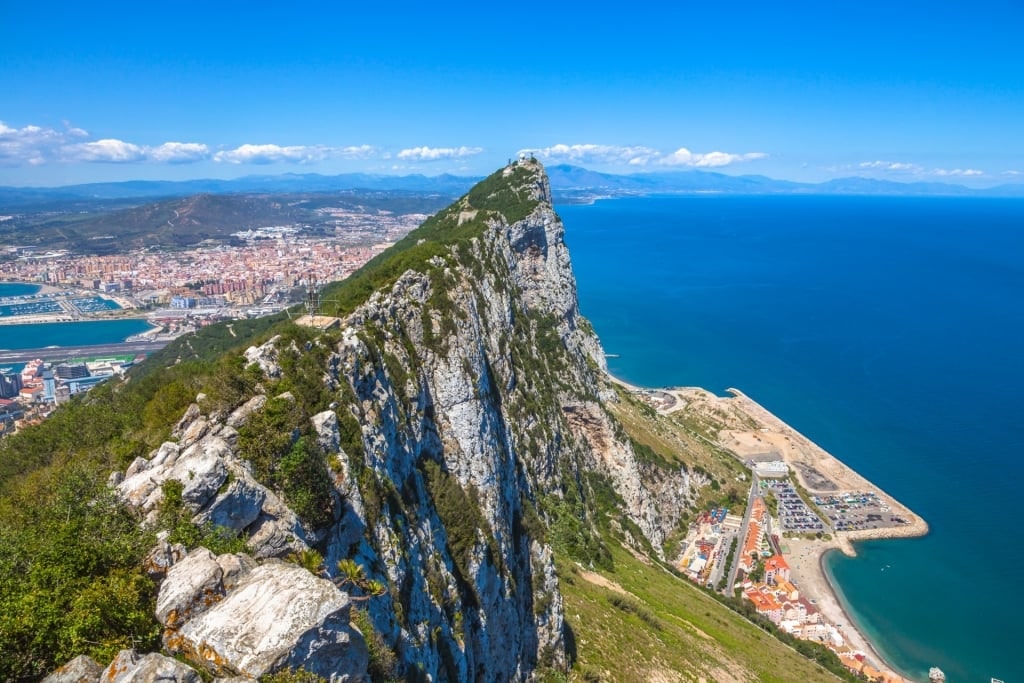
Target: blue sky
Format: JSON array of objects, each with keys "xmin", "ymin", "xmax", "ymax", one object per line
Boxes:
[{"xmin": 2, "ymin": 0, "xmax": 1022, "ymax": 186}]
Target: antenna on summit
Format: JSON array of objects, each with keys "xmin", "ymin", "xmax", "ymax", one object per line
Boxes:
[{"xmin": 305, "ymin": 276, "xmax": 321, "ymax": 318}]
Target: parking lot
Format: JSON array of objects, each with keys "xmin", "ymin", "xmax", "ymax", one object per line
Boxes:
[
  {"xmin": 763, "ymin": 479, "xmax": 826, "ymax": 533},
  {"xmin": 812, "ymin": 491, "xmax": 910, "ymax": 531}
]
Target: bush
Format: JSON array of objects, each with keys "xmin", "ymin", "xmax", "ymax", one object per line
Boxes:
[{"xmin": 0, "ymin": 465, "xmax": 159, "ymax": 679}]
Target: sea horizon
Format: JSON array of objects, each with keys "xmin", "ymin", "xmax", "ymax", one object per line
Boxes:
[{"xmin": 561, "ymin": 193, "xmax": 1024, "ymax": 683}]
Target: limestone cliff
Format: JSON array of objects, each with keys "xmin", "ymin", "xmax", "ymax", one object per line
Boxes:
[{"xmin": 96, "ymin": 160, "xmax": 696, "ymax": 682}]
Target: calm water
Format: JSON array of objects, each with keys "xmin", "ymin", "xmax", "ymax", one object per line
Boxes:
[
  {"xmin": 0, "ymin": 283, "xmax": 151, "ymax": 350},
  {"xmin": 560, "ymin": 195, "xmax": 1024, "ymax": 683}
]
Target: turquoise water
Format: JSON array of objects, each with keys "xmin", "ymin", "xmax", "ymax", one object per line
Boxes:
[
  {"xmin": 0, "ymin": 283, "xmax": 151, "ymax": 350},
  {"xmin": 0, "ymin": 283, "xmax": 42, "ymax": 297},
  {"xmin": 560, "ymin": 195, "xmax": 1024, "ymax": 683}
]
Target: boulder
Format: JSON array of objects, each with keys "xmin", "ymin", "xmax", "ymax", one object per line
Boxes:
[
  {"xmin": 226, "ymin": 395, "xmax": 267, "ymax": 429},
  {"xmin": 311, "ymin": 410, "xmax": 340, "ymax": 454},
  {"xmin": 168, "ymin": 561, "xmax": 368, "ymax": 680},
  {"xmin": 156, "ymin": 548, "xmax": 225, "ymax": 628},
  {"xmin": 43, "ymin": 654, "xmax": 103, "ymax": 683},
  {"xmin": 215, "ymin": 553, "xmax": 257, "ymax": 590},
  {"xmin": 100, "ymin": 650, "xmax": 201, "ymax": 683},
  {"xmin": 142, "ymin": 537, "xmax": 187, "ymax": 580}
]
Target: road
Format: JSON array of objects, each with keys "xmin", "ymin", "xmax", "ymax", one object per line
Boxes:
[
  {"xmin": 0, "ymin": 340, "xmax": 171, "ymax": 364},
  {"xmin": 725, "ymin": 473, "xmax": 761, "ymax": 593}
]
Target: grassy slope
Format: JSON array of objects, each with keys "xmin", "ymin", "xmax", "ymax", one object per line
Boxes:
[{"xmin": 560, "ymin": 540, "xmax": 841, "ymax": 683}]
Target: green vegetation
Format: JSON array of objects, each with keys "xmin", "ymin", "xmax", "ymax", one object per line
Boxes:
[
  {"xmin": 0, "ymin": 315, "xmax": 349, "ymax": 675},
  {"xmin": 558, "ymin": 539, "xmax": 849, "ymax": 682},
  {"xmin": 0, "ymin": 465, "xmax": 159, "ymax": 680},
  {"xmin": 420, "ymin": 459, "xmax": 500, "ymax": 587}
]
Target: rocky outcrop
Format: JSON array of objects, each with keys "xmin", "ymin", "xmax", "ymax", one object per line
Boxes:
[
  {"xmin": 161, "ymin": 558, "xmax": 367, "ymax": 680},
  {"xmin": 115, "ymin": 394, "xmax": 312, "ymax": 560}
]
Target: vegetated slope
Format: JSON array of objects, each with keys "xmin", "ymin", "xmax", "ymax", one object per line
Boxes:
[{"xmin": 0, "ymin": 160, "xmax": 848, "ymax": 683}]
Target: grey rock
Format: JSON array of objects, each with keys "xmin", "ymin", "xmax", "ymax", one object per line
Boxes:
[
  {"xmin": 124, "ymin": 457, "xmax": 149, "ymax": 478},
  {"xmin": 100, "ymin": 650, "xmax": 201, "ymax": 683},
  {"xmin": 193, "ymin": 473, "xmax": 266, "ymax": 533},
  {"xmin": 168, "ymin": 438, "xmax": 230, "ymax": 509},
  {"xmin": 312, "ymin": 410, "xmax": 340, "ymax": 454},
  {"xmin": 156, "ymin": 547, "xmax": 225, "ymax": 628},
  {"xmin": 226, "ymin": 394, "xmax": 267, "ymax": 429},
  {"xmin": 215, "ymin": 553, "xmax": 257, "ymax": 590},
  {"xmin": 43, "ymin": 654, "xmax": 103, "ymax": 683},
  {"xmin": 143, "ymin": 538, "xmax": 187, "ymax": 580},
  {"xmin": 169, "ymin": 561, "xmax": 368, "ymax": 680},
  {"xmin": 243, "ymin": 336, "xmax": 282, "ymax": 379},
  {"xmin": 173, "ymin": 403, "xmax": 202, "ymax": 438}
]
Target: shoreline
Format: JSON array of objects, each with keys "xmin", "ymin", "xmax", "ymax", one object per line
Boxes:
[{"xmin": 608, "ymin": 371, "xmax": 925, "ymax": 681}]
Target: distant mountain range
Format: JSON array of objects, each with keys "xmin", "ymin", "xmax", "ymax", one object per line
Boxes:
[{"xmin": 2, "ymin": 165, "xmax": 1024, "ymax": 209}]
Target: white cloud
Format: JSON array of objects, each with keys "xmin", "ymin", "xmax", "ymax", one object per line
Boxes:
[
  {"xmin": 63, "ymin": 138, "xmax": 147, "ymax": 163},
  {"xmin": 214, "ymin": 143, "xmax": 378, "ymax": 164},
  {"xmin": 857, "ymin": 160, "xmax": 985, "ymax": 178},
  {"xmin": 1003, "ymin": 170, "xmax": 1022, "ymax": 176},
  {"xmin": 396, "ymin": 145, "xmax": 484, "ymax": 161},
  {"xmin": 148, "ymin": 142, "xmax": 211, "ymax": 163},
  {"xmin": 0, "ymin": 121, "xmax": 88, "ymax": 166},
  {"xmin": 859, "ymin": 160, "xmax": 922, "ymax": 172},
  {"xmin": 337, "ymin": 144, "xmax": 376, "ymax": 159},
  {"xmin": 933, "ymin": 168, "xmax": 983, "ymax": 177},
  {"xmin": 658, "ymin": 148, "xmax": 768, "ymax": 167},
  {"xmin": 522, "ymin": 143, "xmax": 767, "ymax": 168},
  {"xmin": 1, "ymin": 120, "xmax": 379, "ymax": 167},
  {"xmin": 522, "ymin": 143, "xmax": 660, "ymax": 166},
  {"xmin": 213, "ymin": 144, "xmax": 334, "ymax": 164}
]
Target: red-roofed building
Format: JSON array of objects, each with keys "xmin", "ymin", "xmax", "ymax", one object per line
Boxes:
[
  {"xmin": 744, "ymin": 588, "xmax": 783, "ymax": 624},
  {"xmin": 764, "ymin": 554, "xmax": 791, "ymax": 585}
]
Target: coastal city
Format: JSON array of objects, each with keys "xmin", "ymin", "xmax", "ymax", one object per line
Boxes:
[{"xmin": 0, "ymin": 206, "xmax": 427, "ymax": 434}]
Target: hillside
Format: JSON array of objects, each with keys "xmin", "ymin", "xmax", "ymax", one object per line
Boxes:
[
  {"xmin": 0, "ymin": 161, "xmax": 850, "ymax": 682},
  {"xmin": 0, "ymin": 190, "xmax": 454, "ymax": 255}
]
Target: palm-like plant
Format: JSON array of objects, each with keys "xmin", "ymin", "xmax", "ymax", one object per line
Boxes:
[{"xmin": 335, "ymin": 558, "xmax": 386, "ymax": 601}]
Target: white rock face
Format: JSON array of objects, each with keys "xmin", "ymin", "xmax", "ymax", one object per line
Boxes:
[{"xmin": 165, "ymin": 561, "xmax": 367, "ymax": 680}]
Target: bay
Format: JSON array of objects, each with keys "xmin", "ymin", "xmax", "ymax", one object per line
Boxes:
[
  {"xmin": 0, "ymin": 283, "xmax": 152, "ymax": 350},
  {"xmin": 559, "ymin": 194, "xmax": 1024, "ymax": 683}
]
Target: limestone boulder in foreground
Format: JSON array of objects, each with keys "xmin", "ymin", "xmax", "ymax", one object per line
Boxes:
[
  {"xmin": 42, "ymin": 655, "xmax": 103, "ymax": 683},
  {"xmin": 161, "ymin": 559, "xmax": 368, "ymax": 680}
]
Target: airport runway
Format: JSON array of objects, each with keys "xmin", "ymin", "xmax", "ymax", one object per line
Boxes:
[{"xmin": 0, "ymin": 340, "xmax": 171, "ymax": 364}]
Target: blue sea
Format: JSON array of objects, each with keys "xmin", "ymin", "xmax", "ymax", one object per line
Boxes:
[
  {"xmin": 0, "ymin": 283, "xmax": 151, "ymax": 350},
  {"xmin": 560, "ymin": 195, "xmax": 1024, "ymax": 683}
]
